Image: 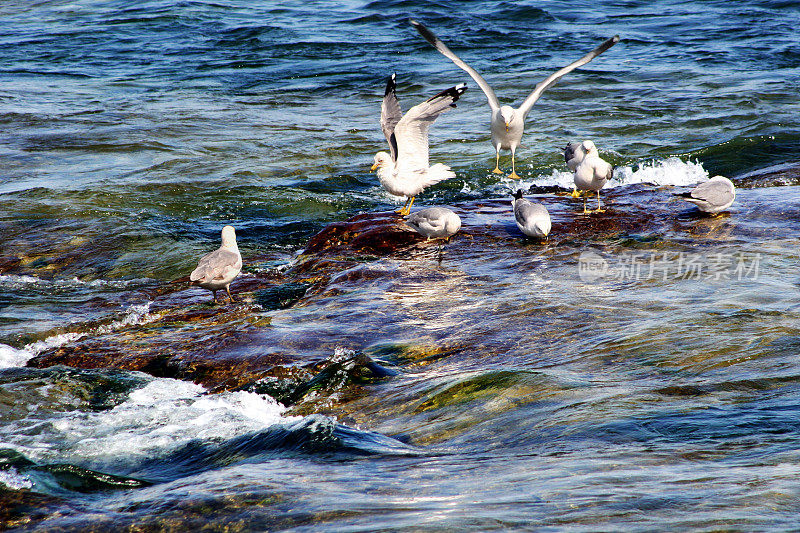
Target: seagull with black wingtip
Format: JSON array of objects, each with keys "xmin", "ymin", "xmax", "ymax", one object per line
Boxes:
[
  {"xmin": 371, "ymin": 73, "xmax": 466, "ymax": 216},
  {"xmin": 511, "ymin": 190, "xmax": 551, "ymax": 239},
  {"xmin": 411, "ymin": 19, "xmax": 619, "ymax": 180}
]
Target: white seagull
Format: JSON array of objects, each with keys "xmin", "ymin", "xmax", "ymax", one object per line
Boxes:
[
  {"xmin": 512, "ymin": 190, "xmax": 551, "ymax": 239},
  {"xmin": 405, "ymin": 206, "xmax": 462, "ymax": 241},
  {"xmin": 678, "ymin": 176, "xmax": 736, "ymax": 214},
  {"xmin": 190, "ymin": 225, "xmax": 242, "ymax": 303},
  {"xmin": 572, "ymin": 140, "xmax": 613, "ymax": 213},
  {"xmin": 372, "ymin": 73, "xmax": 466, "ymax": 216},
  {"xmin": 411, "ymin": 19, "xmax": 619, "ymax": 179}
]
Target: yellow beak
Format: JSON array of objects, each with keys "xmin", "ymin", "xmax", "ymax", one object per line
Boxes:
[
  {"xmin": 370, "ymin": 163, "xmax": 378, "ymax": 171},
  {"xmin": 505, "ymin": 123, "xmax": 509, "ymax": 133}
]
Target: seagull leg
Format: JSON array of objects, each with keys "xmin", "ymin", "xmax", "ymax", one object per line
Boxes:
[
  {"xmin": 593, "ymin": 191, "xmax": 606, "ymax": 213},
  {"xmin": 508, "ymin": 147, "xmax": 521, "ymax": 180},
  {"xmin": 395, "ymin": 197, "xmax": 410, "ymax": 215},
  {"xmin": 211, "ymin": 290, "xmax": 218, "ymax": 304},
  {"xmin": 492, "ymin": 148, "xmax": 503, "ymax": 174},
  {"xmin": 226, "ymin": 287, "xmax": 235, "ymax": 303},
  {"xmin": 400, "ymin": 196, "xmax": 415, "ymax": 216},
  {"xmin": 582, "ymin": 196, "xmax": 589, "ymax": 215}
]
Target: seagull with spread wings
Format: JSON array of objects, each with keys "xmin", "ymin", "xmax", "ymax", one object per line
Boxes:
[
  {"xmin": 372, "ymin": 73, "xmax": 466, "ymax": 216},
  {"xmin": 411, "ymin": 19, "xmax": 618, "ymax": 180}
]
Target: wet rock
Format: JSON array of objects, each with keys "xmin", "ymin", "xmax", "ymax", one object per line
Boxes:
[
  {"xmin": 248, "ymin": 351, "xmax": 398, "ymax": 408},
  {"xmin": 24, "ymin": 174, "xmax": 782, "ymax": 404},
  {"xmin": 0, "ymin": 488, "xmax": 64, "ymax": 530},
  {"xmin": 303, "ymin": 211, "xmax": 419, "ymax": 256},
  {"xmin": 255, "ymin": 282, "xmax": 310, "ymax": 310}
]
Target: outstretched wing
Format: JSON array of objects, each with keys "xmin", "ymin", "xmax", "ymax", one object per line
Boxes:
[
  {"xmin": 519, "ymin": 35, "xmax": 619, "ymax": 119},
  {"xmin": 411, "ymin": 19, "xmax": 500, "ymax": 111},
  {"xmin": 394, "ymin": 83, "xmax": 466, "ymax": 173},
  {"xmin": 381, "ymin": 73, "xmax": 402, "ymax": 162}
]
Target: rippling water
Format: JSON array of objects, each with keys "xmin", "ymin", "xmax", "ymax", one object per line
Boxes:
[{"xmin": 2, "ymin": 0, "xmax": 800, "ymax": 530}]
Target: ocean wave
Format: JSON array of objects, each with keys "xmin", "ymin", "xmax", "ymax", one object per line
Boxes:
[
  {"xmin": 0, "ymin": 369, "xmax": 416, "ymax": 483},
  {"xmin": 0, "ymin": 274, "xmax": 154, "ymax": 290},
  {"xmin": 0, "ymin": 467, "xmax": 33, "ymax": 491},
  {"xmin": 0, "ymin": 302, "xmax": 158, "ymax": 369},
  {"xmin": 508, "ymin": 157, "xmax": 709, "ymax": 192}
]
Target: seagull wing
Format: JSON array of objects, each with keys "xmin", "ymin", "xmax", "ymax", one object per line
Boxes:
[
  {"xmin": 190, "ymin": 248, "xmax": 239, "ymax": 282},
  {"xmin": 411, "ymin": 19, "xmax": 500, "ymax": 111},
  {"xmin": 381, "ymin": 73, "xmax": 403, "ymax": 162},
  {"xmin": 407, "ymin": 209, "xmax": 447, "ymax": 234},
  {"xmin": 519, "ymin": 35, "xmax": 619, "ymax": 119},
  {"xmin": 690, "ymin": 179, "xmax": 733, "ymax": 206},
  {"xmin": 394, "ymin": 83, "xmax": 466, "ymax": 172}
]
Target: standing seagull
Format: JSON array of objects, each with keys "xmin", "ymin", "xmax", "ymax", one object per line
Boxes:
[
  {"xmin": 411, "ymin": 19, "xmax": 618, "ymax": 179},
  {"xmin": 190, "ymin": 225, "xmax": 242, "ymax": 303},
  {"xmin": 372, "ymin": 73, "xmax": 466, "ymax": 216},
  {"xmin": 512, "ymin": 190, "xmax": 551, "ymax": 239},
  {"xmin": 573, "ymin": 140, "xmax": 613, "ymax": 214},
  {"xmin": 678, "ymin": 176, "xmax": 736, "ymax": 214}
]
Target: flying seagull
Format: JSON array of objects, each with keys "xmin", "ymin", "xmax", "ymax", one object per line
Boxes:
[
  {"xmin": 677, "ymin": 176, "xmax": 736, "ymax": 214},
  {"xmin": 190, "ymin": 225, "xmax": 242, "ymax": 303},
  {"xmin": 572, "ymin": 140, "xmax": 613, "ymax": 213},
  {"xmin": 511, "ymin": 190, "xmax": 551, "ymax": 239},
  {"xmin": 411, "ymin": 19, "xmax": 619, "ymax": 179},
  {"xmin": 372, "ymin": 73, "xmax": 466, "ymax": 216}
]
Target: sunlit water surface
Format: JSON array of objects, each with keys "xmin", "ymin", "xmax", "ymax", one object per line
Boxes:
[{"xmin": 1, "ymin": 0, "xmax": 800, "ymax": 530}]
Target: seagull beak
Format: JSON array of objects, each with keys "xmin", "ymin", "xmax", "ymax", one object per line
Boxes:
[
  {"xmin": 370, "ymin": 163, "xmax": 378, "ymax": 171},
  {"xmin": 505, "ymin": 123, "xmax": 509, "ymax": 133}
]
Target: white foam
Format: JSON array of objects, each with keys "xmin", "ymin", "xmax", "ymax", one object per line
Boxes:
[
  {"xmin": 0, "ymin": 302, "xmax": 158, "ymax": 369},
  {"xmin": 0, "ymin": 467, "xmax": 33, "ymax": 491},
  {"xmin": 8, "ymin": 377, "xmax": 299, "ymax": 466},
  {"xmin": 0, "ymin": 344, "xmax": 33, "ymax": 368},
  {"xmin": 0, "ymin": 274, "xmax": 152, "ymax": 290},
  {"xmin": 508, "ymin": 157, "xmax": 709, "ymax": 192}
]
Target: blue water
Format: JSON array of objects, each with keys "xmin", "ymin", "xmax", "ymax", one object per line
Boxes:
[{"xmin": 1, "ymin": 0, "xmax": 800, "ymax": 530}]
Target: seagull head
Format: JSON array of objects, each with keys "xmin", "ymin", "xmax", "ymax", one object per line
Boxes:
[
  {"xmin": 371, "ymin": 152, "xmax": 391, "ymax": 172},
  {"xmin": 500, "ymin": 106, "xmax": 515, "ymax": 132},
  {"xmin": 581, "ymin": 140, "xmax": 597, "ymax": 154},
  {"xmin": 221, "ymin": 225, "xmax": 237, "ymax": 248}
]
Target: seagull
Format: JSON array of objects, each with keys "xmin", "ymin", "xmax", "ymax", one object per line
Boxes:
[
  {"xmin": 371, "ymin": 73, "xmax": 466, "ymax": 216},
  {"xmin": 572, "ymin": 140, "xmax": 613, "ymax": 213},
  {"xmin": 512, "ymin": 190, "xmax": 551, "ymax": 239},
  {"xmin": 190, "ymin": 225, "xmax": 242, "ymax": 303},
  {"xmin": 677, "ymin": 176, "xmax": 736, "ymax": 214},
  {"xmin": 411, "ymin": 19, "xmax": 619, "ymax": 179},
  {"xmin": 405, "ymin": 206, "xmax": 462, "ymax": 240}
]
